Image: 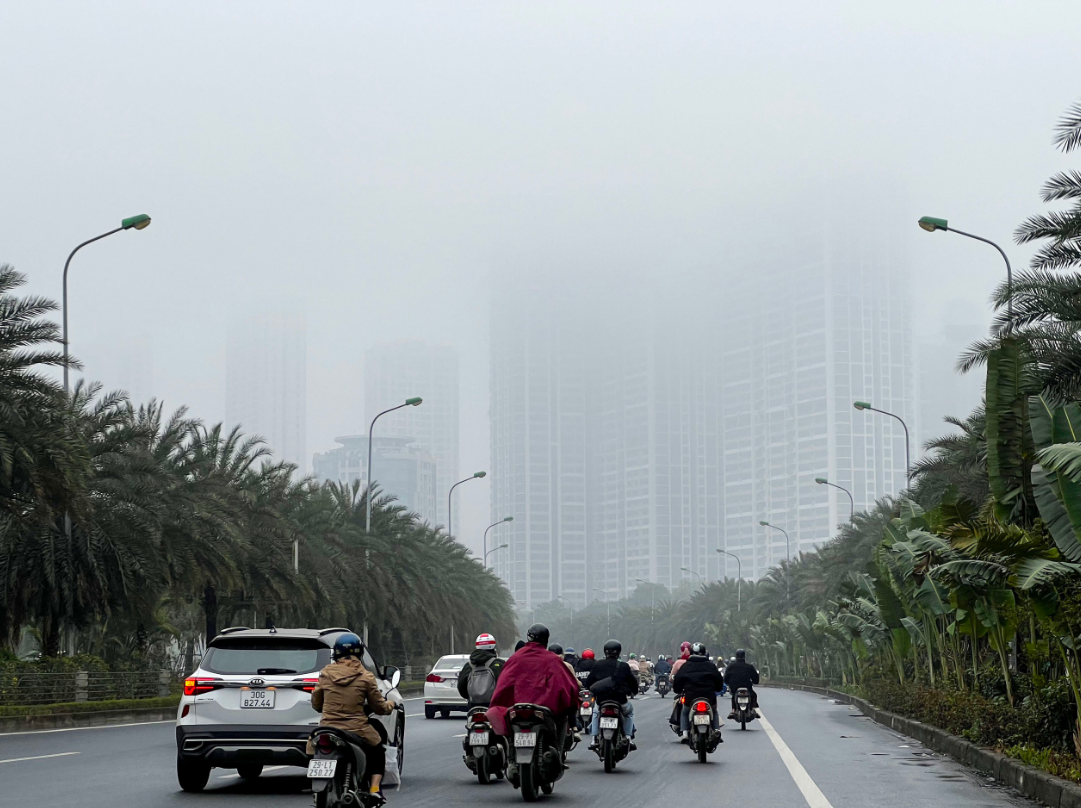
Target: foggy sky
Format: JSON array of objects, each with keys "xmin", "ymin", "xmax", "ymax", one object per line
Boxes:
[{"xmin": 2, "ymin": 1, "xmax": 1079, "ymax": 557}]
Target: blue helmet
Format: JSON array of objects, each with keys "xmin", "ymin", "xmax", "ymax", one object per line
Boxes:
[{"xmin": 333, "ymin": 632, "xmax": 364, "ymax": 661}]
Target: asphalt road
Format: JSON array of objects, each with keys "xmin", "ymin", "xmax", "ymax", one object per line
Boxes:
[{"xmin": 0, "ymin": 689, "xmax": 1035, "ymax": 807}]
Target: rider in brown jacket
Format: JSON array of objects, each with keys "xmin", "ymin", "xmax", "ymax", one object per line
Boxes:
[{"xmin": 311, "ymin": 633, "xmax": 397, "ymax": 799}]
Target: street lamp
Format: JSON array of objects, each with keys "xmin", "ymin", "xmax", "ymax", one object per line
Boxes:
[
  {"xmin": 62, "ymin": 214, "xmax": 153, "ymax": 393},
  {"xmin": 485, "ymin": 543, "xmax": 508, "ymax": 565},
  {"xmin": 917, "ymin": 216, "xmax": 1013, "ymax": 316},
  {"xmin": 483, "ymin": 516, "xmax": 513, "ymax": 568},
  {"xmin": 854, "ymin": 401, "xmax": 911, "ymax": 484},
  {"xmin": 635, "ymin": 578, "xmax": 655, "ymax": 656},
  {"xmin": 715, "ymin": 549, "xmax": 742, "ymax": 611},
  {"xmin": 815, "ymin": 477, "xmax": 855, "ymax": 520},
  {"xmin": 592, "ymin": 588, "xmax": 610, "ymax": 637},
  {"xmin": 680, "ymin": 567, "xmax": 702, "ymax": 584},
  {"xmin": 365, "ymin": 397, "xmax": 423, "ymax": 534},
  {"xmin": 448, "ymin": 471, "xmax": 486, "ymax": 539},
  {"xmin": 759, "ymin": 521, "xmax": 790, "ymax": 562},
  {"xmin": 555, "ymin": 596, "xmax": 575, "ymax": 649}
]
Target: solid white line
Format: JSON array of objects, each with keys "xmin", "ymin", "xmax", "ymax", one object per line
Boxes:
[
  {"xmin": 0, "ymin": 719, "xmax": 174, "ymax": 737},
  {"xmin": 218, "ymin": 764, "xmax": 289, "ymax": 779},
  {"xmin": 0, "ymin": 751, "xmax": 80, "ymax": 764},
  {"xmin": 758, "ymin": 713, "xmax": 835, "ymax": 808}
]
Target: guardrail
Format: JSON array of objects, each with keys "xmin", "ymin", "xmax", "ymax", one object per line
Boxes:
[{"xmin": 0, "ymin": 671, "xmax": 173, "ymax": 706}]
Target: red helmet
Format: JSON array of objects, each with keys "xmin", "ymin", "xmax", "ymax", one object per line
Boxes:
[
  {"xmin": 581, "ymin": 648, "xmax": 595, "ymax": 660},
  {"xmin": 475, "ymin": 633, "xmax": 497, "ymax": 651}
]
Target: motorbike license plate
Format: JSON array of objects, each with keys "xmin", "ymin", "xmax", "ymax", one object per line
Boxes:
[
  {"xmin": 241, "ymin": 689, "xmax": 275, "ymax": 709},
  {"xmin": 738, "ymin": 700, "xmax": 749, "ymax": 707},
  {"xmin": 514, "ymin": 732, "xmax": 536, "ymax": 747},
  {"xmin": 599, "ymin": 717, "xmax": 619, "ymax": 729},
  {"xmin": 693, "ymin": 714, "xmax": 711, "ymax": 725},
  {"xmin": 307, "ymin": 759, "xmax": 337, "ymax": 779},
  {"xmin": 470, "ymin": 731, "xmax": 489, "ymax": 745},
  {"xmin": 580, "ymin": 707, "xmax": 593, "ymax": 716}
]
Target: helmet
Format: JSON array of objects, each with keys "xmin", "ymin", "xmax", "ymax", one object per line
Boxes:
[
  {"xmin": 736, "ymin": 648, "xmax": 746, "ymax": 660},
  {"xmin": 691, "ymin": 642, "xmax": 707, "ymax": 656},
  {"xmin": 603, "ymin": 639, "xmax": 621, "ymax": 659},
  {"xmin": 628, "ymin": 653, "xmax": 637, "ymax": 660},
  {"xmin": 514, "ymin": 640, "xmax": 526, "ymax": 652},
  {"xmin": 475, "ymin": 632, "xmax": 497, "ymax": 651},
  {"xmin": 680, "ymin": 641, "xmax": 691, "ymax": 653},
  {"xmin": 526, "ymin": 623, "xmax": 550, "ymax": 646},
  {"xmin": 565, "ymin": 648, "xmax": 575, "ymax": 655},
  {"xmin": 548, "ymin": 643, "xmax": 564, "ymax": 656},
  {"xmin": 582, "ymin": 648, "xmax": 595, "ymax": 660},
  {"xmin": 332, "ymin": 632, "xmax": 364, "ymax": 661}
]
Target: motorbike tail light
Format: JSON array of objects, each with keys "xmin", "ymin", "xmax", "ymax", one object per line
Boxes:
[
  {"xmin": 511, "ymin": 708, "xmax": 535, "ymax": 721},
  {"xmin": 601, "ymin": 705, "xmax": 619, "ymax": 716},
  {"xmin": 471, "ymin": 712, "xmax": 488, "ymax": 724},
  {"xmin": 183, "ymin": 677, "xmax": 221, "ymax": 696},
  {"xmin": 694, "ymin": 701, "xmax": 709, "ymax": 713},
  {"xmin": 425, "ymin": 674, "xmax": 444, "ymax": 683},
  {"xmin": 316, "ymin": 734, "xmax": 336, "ymax": 754}
]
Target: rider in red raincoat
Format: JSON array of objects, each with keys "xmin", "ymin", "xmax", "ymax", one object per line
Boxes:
[{"xmin": 484, "ymin": 624, "xmax": 579, "ymax": 737}]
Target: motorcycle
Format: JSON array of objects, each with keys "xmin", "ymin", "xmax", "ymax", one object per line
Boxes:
[
  {"xmin": 734, "ymin": 688, "xmax": 758, "ymax": 730},
  {"xmin": 464, "ymin": 707, "xmax": 506, "ymax": 784},
  {"xmin": 687, "ymin": 699, "xmax": 721, "ymax": 763},
  {"xmin": 594, "ymin": 700, "xmax": 631, "ymax": 773},
  {"xmin": 308, "ymin": 727, "xmax": 382, "ymax": 808},
  {"xmin": 576, "ymin": 689, "xmax": 594, "ymax": 750},
  {"xmin": 637, "ymin": 676, "xmax": 651, "ymax": 695},
  {"xmin": 655, "ymin": 674, "xmax": 671, "ymax": 698},
  {"xmin": 507, "ymin": 703, "xmax": 565, "ymax": 802}
]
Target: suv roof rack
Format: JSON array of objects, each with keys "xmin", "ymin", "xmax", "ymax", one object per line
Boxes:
[
  {"xmin": 219, "ymin": 626, "xmax": 252, "ymax": 635},
  {"xmin": 318, "ymin": 627, "xmax": 352, "ymax": 636}
]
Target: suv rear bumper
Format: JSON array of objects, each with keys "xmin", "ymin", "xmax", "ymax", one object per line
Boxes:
[{"xmin": 176, "ymin": 724, "xmax": 314, "ymax": 768}]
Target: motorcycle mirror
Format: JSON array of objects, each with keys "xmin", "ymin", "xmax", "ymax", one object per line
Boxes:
[{"xmin": 384, "ymin": 665, "xmax": 402, "ymax": 689}]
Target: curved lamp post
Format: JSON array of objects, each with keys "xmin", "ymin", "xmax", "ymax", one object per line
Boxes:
[
  {"xmin": 815, "ymin": 477, "xmax": 855, "ymax": 520},
  {"xmin": 715, "ymin": 549, "xmax": 742, "ymax": 611},
  {"xmin": 365, "ymin": 397, "xmax": 423, "ymax": 534},
  {"xmin": 592, "ymin": 588, "xmax": 610, "ymax": 637},
  {"xmin": 448, "ymin": 471, "xmax": 486, "ymax": 538},
  {"xmin": 918, "ymin": 216, "xmax": 1012, "ymax": 316},
  {"xmin": 483, "ymin": 516, "xmax": 513, "ymax": 568},
  {"xmin": 680, "ymin": 566, "xmax": 703, "ymax": 584},
  {"xmin": 854, "ymin": 401, "xmax": 911, "ymax": 484},
  {"xmin": 760, "ymin": 520, "xmax": 790, "ymax": 600},
  {"xmin": 62, "ymin": 214, "xmax": 152, "ymax": 393},
  {"xmin": 484, "ymin": 543, "xmax": 508, "ymax": 565}
]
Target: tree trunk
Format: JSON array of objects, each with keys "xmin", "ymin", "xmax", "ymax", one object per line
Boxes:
[{"xmin": 204, "ymin": 585, "xmax": 218, "ymax": 642}]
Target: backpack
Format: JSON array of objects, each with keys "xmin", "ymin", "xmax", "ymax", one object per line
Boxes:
[{"xmin": 466, "ymin": 658, "xmax": 498, "ymax": 704}]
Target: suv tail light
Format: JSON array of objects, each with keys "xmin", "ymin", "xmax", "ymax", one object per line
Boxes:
[
  {"xmin": 299, "ymin": 678, "xmax": 319, "ymax": 693},
  {"xmin": 183, "ymin": 677, "xmax": 222, "ymax": 696}
]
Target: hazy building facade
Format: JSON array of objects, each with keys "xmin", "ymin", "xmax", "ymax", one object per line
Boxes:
[
  {"xmin": 312, "ymin": 435, "xmax": 438, "ymax": 524},
  {"xmin": 226, "ymin": 311, "xmax": 307, "ymax": 472},
  {"xmin": 365, "ymin": 341, "xmax": 460, "ymax": 533}
]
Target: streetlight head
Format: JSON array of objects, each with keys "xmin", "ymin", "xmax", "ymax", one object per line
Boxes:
[
  {"xmin": 503, "ymin": 516, "xmax": 514, "ymax": 522},
  {"xmin": 122, "ymin": 214, "xmax": 151, "ymax": 230},
  {"xmin": 918, "ymin": 216, "xmax": 948, "ymax": 233},
  {"xmin": 405, "ymin": 397, "xmax": 423, "ymax": 406},
  {"xmin": 497, "ymin": 543, "xmax": 508, "ymax": 550},
  {"xmin": 474, "ymin": 470, "xmax": 487, "ymax": 479},
  {"xmin": 853, "ymin": 401, "xmax": 871, "ymax": 411},
  {"xmin": 815, "ymin": 477, "xmax": 827, "ymax": 484},
  {"xmin": 759, "ymin": 520, "xmax": 770, "ymax": 526}
]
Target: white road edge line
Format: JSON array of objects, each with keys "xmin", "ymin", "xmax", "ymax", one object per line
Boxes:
[
  {"xmin": 0, "ymin": 719, "xmax": 175, "ymax": 737},
  {"xmin": 758, "ymin": 712, "xmax": 835, "ymax": 808},
  {"xmin": 218, "ymin": 764, "xmax": 289, "ymax": 779},
  {"xmin": 0, "ymin": 751, "xmax": 80, "ymax": 764}
]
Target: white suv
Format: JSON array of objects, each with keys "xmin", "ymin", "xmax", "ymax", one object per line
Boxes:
[{"xmin": 176, "ymin": 627, "xmax": 404, "ymax": 792}]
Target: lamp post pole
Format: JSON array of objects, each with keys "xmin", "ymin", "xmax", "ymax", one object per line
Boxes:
[
  {"xmin": 918, "ymin": 216, "xmax": 1013, "ymax": 317},
  {"xmin": 635, "ymin": 579, "xmax": 655, "ymax": 656},
  {"xmin": 593, "ymin": 588, "xmax": 610, "ymax": 637},
  {"xmin": 715, "ymin": 549, "xmax": 742, "ymax": 611},
  {"xmin": 760, "ymin": 520, "xmax": 790, "ymax": 602},
  {"xmin": 484, "ymin": 543, "xmax": 508, "ymax": 566},
  {"xmin": 854, "ymin": 401, "xmax": 911, "ymax": 484},
  {"xmin": 815, "ymin": 477, "xmax": 855, "ymax": 520},
  {"xmin": 448, "ymin": 471, "xmax": 487, "ymax": 538},
  {"xmin": 483, "ymin": 516, "xmax": 513, "ymax": 569},
  {"xmin": 680, "ymin": 567, "xmax": 703, "ymax": 587},
  {"xmin": 365, "ymin": 397, "xmax": 423, "ymax": 534}
]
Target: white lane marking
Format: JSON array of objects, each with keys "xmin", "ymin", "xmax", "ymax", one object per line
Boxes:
[
  {"xmin": 0, "ymin": 751, "xmax": 80, "ymax": 764},
  {"xmin": 0, "ymin": 719, "xmax": 174, "ymax": 737},
  {"xmin": 453, "ymin": 733, "xmax": 466, "ymax": 738},
  {"xmin": 218, "ymin": 765, "xmax": 289, "ymax": 779},
  {"xmin": 758, "ymin": 712, "xmax": 835, "ymax": 808}
]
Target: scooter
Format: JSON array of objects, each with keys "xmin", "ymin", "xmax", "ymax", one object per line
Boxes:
[
  {"xmin": 507, "ymin": 703, "xmax": 565, "ymax": 802},
  {"xmin": 309, "ymin": 727, "xmax": 383, "ymax": 808},
  {"xmin": 594, "ymin": 700, "xmax": 632, "ymax": 772},
  {"xmin": 655, "ymin": 673, "xmax": 671, "ymax": 698},
  {"xmin": 463, "ymin": 707, "xmax": 506, "ymax": 784},
  {"xmin": 687, "ymin": 699, "xmax": 722, "ymax": 763},
  {"xmin": 734, "ymin": 688, "xmax": 758, "ymax": 730}
]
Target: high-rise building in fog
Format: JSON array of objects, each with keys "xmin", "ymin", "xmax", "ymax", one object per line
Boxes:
[
  {"xmin": 364, "ymin": 341, "xmax": 459, "ymax": 532},
  {"xmin": 226, "ymin": 311, "xmax": 307, "ymax": 472},
  {"xmin": 312, "ymin": 435, "xmax": 438, "ymax": 524}
]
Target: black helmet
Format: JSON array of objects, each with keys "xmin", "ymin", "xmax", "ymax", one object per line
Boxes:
[
  {"xmin": 548, "ymin": 643, "xmax": 564, "ymax": 656},
  {"xmin": 736, "ymin": 648, "xmax": 746, "ymax": 660},
  {"xmin": 691, "ymin": 641, "xmax": 707, "ymax": 656},
  {"xmin": 603, "ymin": 639, "xmax": 621, "ymax": 659},
  {"xmin": 514, "ymin": 640, "xmax": 527, "ymax": 652},
  {"xmin": 526, "ymin": 623, "xmax": 550, "ymax": 646},
  {"xmin": 332, "ymin": 632, "xmax": 364, "ymax": 661}
]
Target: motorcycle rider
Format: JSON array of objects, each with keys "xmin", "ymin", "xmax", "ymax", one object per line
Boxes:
[
  {"xmin": 654, "ymin": 655, "xmax": 672, "ymax": 678},
  {"xmin": 485, "ymin": 624, "xmax": 580, "ymax": 762},
  {"xmin": 310, "ymin": 633, "xmax": 397, "ymax": 803},
  {"xmin": 456, "ymin": 633, "xmax": 506, "ymax": 769},
  {"xmin": 627, "ymin": 652, "xmax": 641, "ymax": 681},
  {"xmin": 564, "ymin": 647, "xmax": 580, "ymax": 670},
  {"xmin": 723, "ymin": 649, "xmax": 761, "ymax": 719},
  {"xmin": 670, "ymin": 642, "xmax": 692, "ymax": 677},
  {"xmin": 584, "ymin": 640, "xmax": 638, "ymax": 752},
  {"xmin": 575, "ymin": 648, "xmax": 596, "ymax": 687},
  {"xmin": 672, "ymin": 641, "xmax": 725, "ymax": 742},
  {"xmin": 548, "ymin": 643, "xmax": 577, "ymax": 679}
]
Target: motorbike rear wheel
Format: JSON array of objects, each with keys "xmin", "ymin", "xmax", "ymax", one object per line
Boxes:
[
  {"xmin": 603, "ymin": 739, "xmax": 616, "ymax": 773},
  {"xmin": 520, "ymin": 760, "xmax": 540, "ymax": 802},
  {"xmin": 697, "ymin": 738, "xmax": 708, "ymax": 763},
  {"xmin": 476, "ymin": 753, "xmax": 491, "ymax": 785}
]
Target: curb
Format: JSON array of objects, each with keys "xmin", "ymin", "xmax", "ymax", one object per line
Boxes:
[
  {"xmin": 765, "ymin": 682, "xmax": 1081, "ymax": 808},
  {"xmin": 0, "ymin": 706, "xmax": 177, "ymax": 734}
]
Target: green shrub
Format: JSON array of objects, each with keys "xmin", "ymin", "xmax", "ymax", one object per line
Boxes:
[{"xmin": 0, "ymin": 695, "xmax": 179, "ymax": 717}]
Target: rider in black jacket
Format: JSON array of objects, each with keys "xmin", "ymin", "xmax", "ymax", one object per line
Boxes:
[
  {"xmin": 584, "ymin": 640, "xmax": 638, "ymax": 750},
  {"xmin": 722, "ymin": 649, "xmax": 761, "ymax": 717},
  {"xmin": 672, "ymin": 642, "xmax": 725, "ymax": 737},
  {"xmin": 574, "ymin": 649, "xmax": 596, "ymax": 687}
]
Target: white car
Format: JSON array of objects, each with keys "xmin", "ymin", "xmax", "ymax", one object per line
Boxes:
[
  {"xmin": 175, "ymin": 627, "xmax": 404, "ymax": 792},
  {"xmin": 423, "ymin": 654, "xmax": 471, "ymax": 718}
]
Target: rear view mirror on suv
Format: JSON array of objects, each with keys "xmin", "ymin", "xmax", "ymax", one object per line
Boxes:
[{"xmin": 384, "ymin": 665, "xmax": 402, "ymax": 689}]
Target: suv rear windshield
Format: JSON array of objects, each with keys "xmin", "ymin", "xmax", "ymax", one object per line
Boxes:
[{"xmin": 202, "ymin": 639, "xmax": 331, "ymax": 675}]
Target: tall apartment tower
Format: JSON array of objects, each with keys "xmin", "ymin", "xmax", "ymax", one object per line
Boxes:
[
  {"xmin": 364, "ymin": 341, "xmax": 459, "ymax": 532},
  {"xmin": 226, "ymin": 311, "xmax": 307, "ymax": 472}
]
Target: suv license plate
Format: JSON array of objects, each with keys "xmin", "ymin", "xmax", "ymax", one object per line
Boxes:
[
  {"xmin": 514, "ymin": 732, "xmax": 536, "ymax": 747},
  {"xmin": 599, "ymin": 717, "xmax": 618, "ymax": 729},
  {"xmin": 693, "ymin": 714, "xmax": 711, "ymax": 725},
  {"xmin": 470, "ymin": 731, "xmax": 489, "ymax": 745},
  {"xmin": 241, "ymin": 689, "xmax": 275, "ymax": 709},
  {"xmin": 307, "ymin": 759, "xmax": 337, "ymax": 779}
]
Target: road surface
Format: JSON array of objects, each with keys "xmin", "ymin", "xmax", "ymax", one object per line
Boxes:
[{"xmin": 0, "ymin": 688, "xmax": 1034, "ymax": 807}]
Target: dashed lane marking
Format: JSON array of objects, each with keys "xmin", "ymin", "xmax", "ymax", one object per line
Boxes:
[{"xmin": 759, "ymin": 712, "xmax": 835, "ymax": 808}]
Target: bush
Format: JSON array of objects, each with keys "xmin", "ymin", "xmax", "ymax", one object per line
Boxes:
[{"xmin": 0, "ymin": 695, "xmax": 179, "ymax": 717}]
